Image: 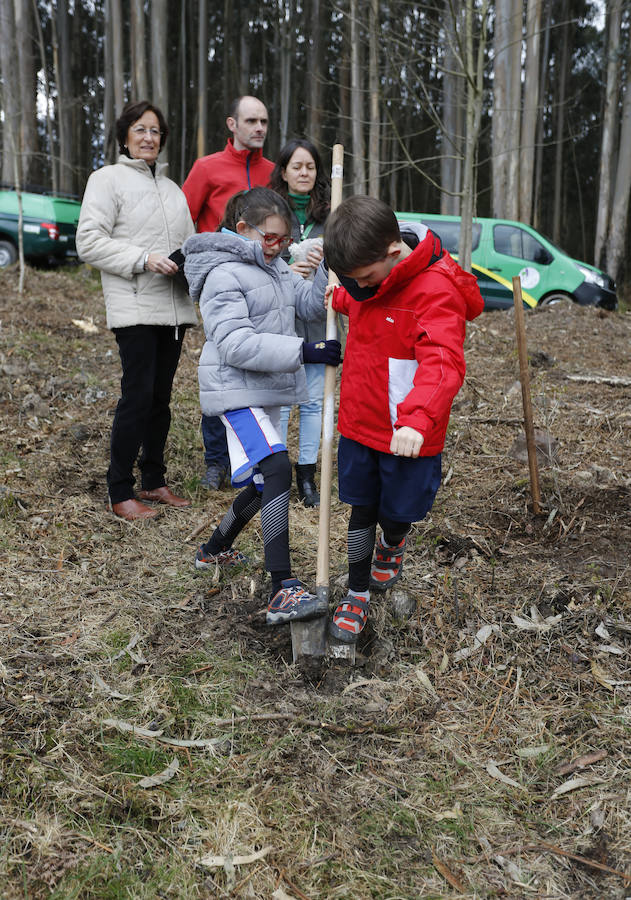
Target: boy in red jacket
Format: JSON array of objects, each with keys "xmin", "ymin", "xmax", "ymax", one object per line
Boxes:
[{"xmin": 323, "ymin": 196, "xmax": 484, "ymax": 643}]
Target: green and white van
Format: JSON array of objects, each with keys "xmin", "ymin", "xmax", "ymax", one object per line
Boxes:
[
  {"xmin": 395, "ymin": 212, "xmax": 617, "ymax": 311},
  {"xmin": 0, "ymin": 186, "xmax": 82, "ymax": 268}
]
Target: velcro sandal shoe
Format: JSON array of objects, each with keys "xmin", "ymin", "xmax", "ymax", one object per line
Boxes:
[
  {"xmin": 369, "ymin": 535, "xmax": 407, "ymax": 591},
  {"xmin": 329, "ymin": 592, "xmax": 370, "ymax": 643}
]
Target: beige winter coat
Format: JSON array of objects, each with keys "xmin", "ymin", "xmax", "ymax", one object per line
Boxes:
[{"xmin": 76, "ymin": 155, "xmax": 197, "ymax": 330}]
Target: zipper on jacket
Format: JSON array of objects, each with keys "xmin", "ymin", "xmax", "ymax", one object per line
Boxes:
[{"xmin": 151, "ymin": 168, "xmax": 180, "ymax": 328}]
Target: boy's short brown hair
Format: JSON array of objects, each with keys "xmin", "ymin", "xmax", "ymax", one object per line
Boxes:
[{"xmin": 324, "ymin": 195, "xmax": 401, "ymax": 274}]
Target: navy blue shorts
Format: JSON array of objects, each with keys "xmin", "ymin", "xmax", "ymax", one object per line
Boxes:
[{"xmin": 337, "ymin": 435, "xmax": 441, "ymax": 522}]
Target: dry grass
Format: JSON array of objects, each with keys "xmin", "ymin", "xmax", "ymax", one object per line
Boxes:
[{"xmin": 0, "ymin": 266, "xmax": 630, "ymax": 899}]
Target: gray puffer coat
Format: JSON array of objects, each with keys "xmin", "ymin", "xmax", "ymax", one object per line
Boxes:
[{"xmin": 184, "ymin": 231, "xmax": 327, "ymax": 416}]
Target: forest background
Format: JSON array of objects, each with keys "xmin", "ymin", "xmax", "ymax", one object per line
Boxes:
[{"xmin": 0, "ymin": 0, "xmax": 630, "ymax": 290}]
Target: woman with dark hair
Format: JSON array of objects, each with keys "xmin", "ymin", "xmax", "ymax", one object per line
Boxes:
[
  {"xmin": 268, "ymin": 138, "xmax": 331, "ymax": 507},
  {"xmin": 76, "ymin": 100, "xmax": 197, "ymax": 520}
]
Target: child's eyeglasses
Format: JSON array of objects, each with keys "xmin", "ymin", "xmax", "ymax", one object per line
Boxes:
[{"xmin": 246, "ymin": 223, "xmax": 292, "ymax": 249}]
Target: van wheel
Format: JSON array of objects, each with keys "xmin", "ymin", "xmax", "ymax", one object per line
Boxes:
[
  {"xmin": 538, "ymin": 291, "xmax": 573, "ymax": 307},
  {"xmin": 0, "ymin": 240, "xmax": 18, "ymax": 268}
]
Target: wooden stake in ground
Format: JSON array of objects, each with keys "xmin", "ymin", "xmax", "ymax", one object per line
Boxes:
[
  {"xmin": 291, "ymin": 143, "xmax": 345, "ymax": 664},
  {"xmin": 512, "ymin": 276, "xmax": 542, "ymax": 515}
]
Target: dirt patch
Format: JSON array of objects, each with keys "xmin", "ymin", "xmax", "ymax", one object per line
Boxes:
[{"xmin": 1, "ymin": 266, "xmax": 630, "ymax": 898}]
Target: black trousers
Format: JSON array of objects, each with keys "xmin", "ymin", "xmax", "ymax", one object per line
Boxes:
[{"xmin": 108, "ymin": 324, "xmax": 185, "ymax": 504}]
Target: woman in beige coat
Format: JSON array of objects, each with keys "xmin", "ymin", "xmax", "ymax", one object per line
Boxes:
[{"xmin": 76, "ymin": 100, "xmax": 197, "ymax": 520}]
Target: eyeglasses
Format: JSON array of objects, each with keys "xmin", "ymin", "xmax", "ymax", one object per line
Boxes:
[
  {"xmin": 130, "ymin": 126, "xmax": 162, "ymax": 137},
  {"xmin": 246, "ymin": 223, "xmax": 292, "ymax": 249}
]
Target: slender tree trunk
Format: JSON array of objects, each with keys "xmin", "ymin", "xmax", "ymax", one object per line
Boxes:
[
  {"xmin": 552, "ymin": 0, "xmax": 569, "ymax": 245},
  {"xmin": 506, "ymin": 0, "xmax": 522, "ymax": 220},
  {"xmin": 31, "ymin": 0, "xmax": 57, "ymax": 191},
  {"xmin": 14, "ymin": 0, "xmax": 39, "ymax": 184},
  {"xmin": 0, "ymin": 0, "xmax": 20, "ymax": 184},
  {"xmin": 519, "ymin": 0, "xmax": 541, "ymax": 223},
  {"xmin": 55, "ymin": 0, "xmax": 73, "ymax": 192},
  {"xmin": 197, "ymin": 0, "xmax": 208, "ymax": 158},
  {"xmin": 605, "ymin": 36, "xmax": 631, "ymax": 283},
  {"xmin": 367, "ymin": 0, "xmax": 380, "ymax": 196},
  {"xmin": 131, "ymin": 0, "xmax": 148, "ymax": 100},
  {"xmin": 279, "ymin": 0, "xmax": 293, "ymax": 147},
  {"xmin": 223, "ymin": 0, "xmax": 232, "ymax": 114},
  {"xmin": 460, "ymin": 0, "xmax": 489, "ymax": 272},
  {"xmin": 492, "ymin": 0, "xmax": 511, "ymax": 217},
  {"xmin": 103, "ymin": 0, "xmax": 116, "ymax": 162},
  {"xmin": 151, "ymin": 0, "xmax": 168, "ymax": 161},
  {"xmin": 338, "ymin": 0, "xmax": 351, "ymax": 154},
  {"xmin": 239, "ymin": 2, "xmax": 252, "ymax": 95},
  {"xmin": 110, "ymin": 0, "xmax": 125, "ymax": 115},
  {"xmin": 179, "ymin": 0, "xmax": 188, "ymax": 181},
  {"xmin": 594, "ymin": 0, "xmax": 622, "ymax": 269},
  {"xmin": 349, "ymin": 0, "xmax": 366, "ymax": 193},
  {"xmin": 532, "ymin": 2, "xmax": 551, "ymax": 230},
  {"xmin": 441, "ymin": 2, "xmax": 464, "ymax": 214},
  {"xmin": 307, "ymin": 0, "xmax": 323, "ymax": 145},
  {"xmin": 151, "ymin": 0, "xmax": 168, "ymax": 109}
]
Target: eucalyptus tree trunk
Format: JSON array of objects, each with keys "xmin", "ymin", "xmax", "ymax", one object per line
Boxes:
[
  {"xmin": 197, "ymin": 0, "xmax": 208, "ymax": 158},
  {"xmin": 279, "ymin": 0, "xmax": 294, "ymax": 147},
  {"xmin": 367, "ymin": 0, "xmax": 380, "ymax": 197},
  {"xmin": 441, "ymin": 1, "xmax": 464, "ymax": 215},
  {"xmin": 552, "ymin": 0, "xmax": 569, "ymax": 245},
  {"xmin": 14, "ymin": 0, "xmax": 39, "ymax": 184},
  {"xmin": 492, "ymin": 0, "xmax": 511, "ymax": 217},
  {"xmin": 131, "ymin": 0, "xmax": 148, "ymax": 100},
  {"xmin": 518, "ymin": 0, "xmax": 541, "ymax": 224},
  {"xmin": 605, "ymin": 35, "xmax": 631, "ymax": 284},
  {"xmin": 506, "ymin": 0, "xmax": 522, "ymax": 220},
  {"xmin": 532, "ymin": 3, "xmax": 551, "ymax": 230},
  {"xmin": 594, "ymin": 0, "xmax": 622, "ymax": 269},
  {"xmin": 459, "ymin": 0, "xmax": 489, "ymax": 272},
  {"xmin": 31, "ymin": 0, "xmax": 57, "ymax": 191},
  {"xmin": 109, "ymin": 0, "xmax": 125, "ymax": 115},
  {"xmin": 338, "ymin": 1, "xmax": 351, "ymax": 154},
  {"xmin": 307, "ymin": 0, "xmax": 323, "ymax": 145},
  {"xmin": 349, "ymin": 0, "xmax": 366, "ymax": 194},
  {"xmin": 179, "ymin": 0, "xmax": 188, "ymax": 181},
  {"xmin": 103, "ymin": 0, "xmax": 116, "ymax": 162},
  {"xmin": 223, "ymin": 0, "xmax": 232, "ymax": 115},
  {"xmin": 55, "ymin": 0, "xmax": 73, "ymax": 192},
  {"xmin": 0, "ymin": 0, "xmax": 19, "ymax": 184},
  {"xmin": 151, "ymin": 0, "xmax": 168, "ymax": 110},
  {"xmin": 239, "ymin": 0, "xmax": 252, "ymax": 95}
]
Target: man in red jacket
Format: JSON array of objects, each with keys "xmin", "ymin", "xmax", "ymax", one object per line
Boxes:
[
  {"xmin": 323, "ymin": 195, "xmax": 484, "ymax": 644},
  {"xmin": 183, "ymin": 96, "xmax": 275, "ymax": 489},
  {"xmin": 183, "ymin": 96, "xmax": 274, "ymax": 233}
]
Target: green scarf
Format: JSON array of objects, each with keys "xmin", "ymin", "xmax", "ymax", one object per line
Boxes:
[{"xmin": 289, "ymin": 192, "xmax": 310, "ymax": 227}]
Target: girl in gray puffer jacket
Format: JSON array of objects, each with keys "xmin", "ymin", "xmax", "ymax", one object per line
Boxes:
[{"xmin": 183, "ymin": 188, "xmax": 341, "ymax": 626}]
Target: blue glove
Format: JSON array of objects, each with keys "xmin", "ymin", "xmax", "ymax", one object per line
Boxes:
[{"xmin": 302, "ymin": 339, "xmax": 342, "ymax": 366}]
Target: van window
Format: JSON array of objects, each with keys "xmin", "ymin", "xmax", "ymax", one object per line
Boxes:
[
  {"xmin": 493, "ymin": 224, "xmax": 553, "ymax": 264},
  {"xmin": 424, "ymin": 220, "xmax": 481, "ymax": 254}
]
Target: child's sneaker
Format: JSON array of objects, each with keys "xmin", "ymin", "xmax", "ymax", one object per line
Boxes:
[
  {"xmin": 266, "ymin": 578, "xmax": 328, "ymax": 625},
  {"xmin": 369, "ymin": 535, "xmax": 407, "ymax": 591},
  {"xmin": 329, "ymin": 592, "xmax": 370, "ymax": 643},
  {"xmin": 195, "ymin": 545, "xmax": 248, "ymax": 570}
]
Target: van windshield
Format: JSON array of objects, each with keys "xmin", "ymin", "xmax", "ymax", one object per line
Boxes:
[{"xmin": 423, "ymin": 220, "xmax": 481, "ymax": 254}]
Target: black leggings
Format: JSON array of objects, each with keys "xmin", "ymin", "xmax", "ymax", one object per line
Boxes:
[
  {"xmin": 202, "ymin": 451, "xmax": 293, "ymax": 591},
  {"xmin": 347, "ymin": 504, "xmax": 410, "ymax": 592}
]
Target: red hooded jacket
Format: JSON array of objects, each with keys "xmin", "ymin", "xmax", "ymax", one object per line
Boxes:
[
  {"xmin": 332, "ymin": 224, "xmax": 484, "ymax": 456},
  {"xmin": 182, "ymin": 140, "xmax": 274, "ymax": 233}
]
